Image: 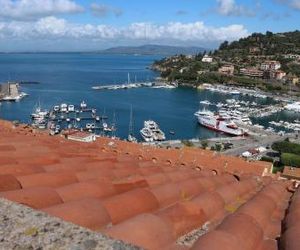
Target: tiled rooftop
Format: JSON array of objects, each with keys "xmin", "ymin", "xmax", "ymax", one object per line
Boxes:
[{"xmin": 0, "ymin": 120, "xmax": 298, "ymax": 249}]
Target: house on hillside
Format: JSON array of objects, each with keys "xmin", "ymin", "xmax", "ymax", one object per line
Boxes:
[
  {"xmin": 218, "ymin": 64, "xmax": 235, "ymax": 76},
  {"xmin": 260, "ymin": 61, "xmax": 281, "ymax": 71},
  {"xmin": 202, "ymin": 55, "xmax": 213, "ymax": 63},
  {"xmin": 282, "ymin": 166, "xmax": 300, "ymax": 182},
  {"xmin": 240, "ymin": 67, "xmax": 263, "ymax": 78}
]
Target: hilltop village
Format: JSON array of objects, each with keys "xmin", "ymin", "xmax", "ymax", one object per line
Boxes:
[{"xmin": 152, "ymin": 31, "xmax": 300, "ymax": 94}]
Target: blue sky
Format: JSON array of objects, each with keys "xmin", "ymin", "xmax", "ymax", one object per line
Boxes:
[{"xmin": 0, "ymin": 0, "xmax": 299, "ymax": 51}]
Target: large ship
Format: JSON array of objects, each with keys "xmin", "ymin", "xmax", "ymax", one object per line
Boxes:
[{"xmin": 194, "ymin": 110, "xmax": 246, "ymax": 136}]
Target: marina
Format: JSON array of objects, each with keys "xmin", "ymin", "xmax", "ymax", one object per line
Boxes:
[{"xmin": 1, "ymin": 53, "xmax": 300, "ymax": 142}]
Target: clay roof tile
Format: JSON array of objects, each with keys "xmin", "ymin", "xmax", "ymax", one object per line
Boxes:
[
  {"xmin": 105, "ymin": 213, "xmax": 174, "ymax": 250},
  {"xmin": 0, "ymin": 174, "xmax": 22, "ymax": 192},
  {"xmin": 16, "ymin": 172, "xmax": 78, "ymax": 188},
  {"xmin": 56, "ymin": 181, "xmax": 116, "ymax": 202},
  {"xmin": 103, "ymin": 188, "xmax": 159, "ymax": 224},
  {"xmin": 0, "ymin": 187, "xmax": 63, "ymax": 209},
  {"xmin": 43, "ymin": 198, "xmax": 111, "ymax": 230}
]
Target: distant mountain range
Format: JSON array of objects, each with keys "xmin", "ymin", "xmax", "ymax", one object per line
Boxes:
[{"xmin": 98, "ymin": 44, "xmax": 207, "ymax": 55}]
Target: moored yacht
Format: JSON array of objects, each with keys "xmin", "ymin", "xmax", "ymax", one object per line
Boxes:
[
  {"xmin": 194, "ymin": 110, "xmax": 245, "ymax": 136},
  {"xmin": 140, "ymin": 127, "xmax": 154, "ymax": 142}
]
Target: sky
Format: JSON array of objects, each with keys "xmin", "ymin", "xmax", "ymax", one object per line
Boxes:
[{"xmin": 0, "ymin": 0, "xmax": 299, "ymax": 51}]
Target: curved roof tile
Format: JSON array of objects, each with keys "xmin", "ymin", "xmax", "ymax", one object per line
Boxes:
[
  {"xmin": 0, "ymin": 187, "xmax": 63, "ymax": 209},
  {"xmin": 157, "ymin": 201, "xmax": 207, "ymax": 238},
  {"xmin": 217, "ymin": 213, "xmax": 263, "ymax": 250},
  {"xmin": 191, "ymin": 230, "xmax": 241, "ymax": 250},
  {"xmin": 0, "ymin": 174, "xmax": 22, "ymax": 192},
  {"xmin": 103, "ymin": 188, "xmax": 159, "ymax": 224},
  {"xmin": 16, "ymin": 172, "xmax": 78, "ymax": 188},
  {"xmin": 150, "ymin": 183, "xmax": 182, "ymax": 208},
  {"xmin": 105, "ymin": 213, "xmax": 174, "ymax": 250},
  {"xmin": 56, "ymin": 181, "xmax": 116, "ymax": 202},
  {"xmin": 144, "ymin": 173, "xmax": 171, "ymax": 187},
  {"xmin": 43, "ymin": 198, "xmax": 111, "ymax": 230},
  {"xmin": 192, "ymin": 191, "xmax": 225, "ymax": 221}
]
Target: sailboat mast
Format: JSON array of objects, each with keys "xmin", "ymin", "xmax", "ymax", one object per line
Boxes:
[{"xmin": 129, "ymin": 105, "xmax": 134, "ymax": 136}]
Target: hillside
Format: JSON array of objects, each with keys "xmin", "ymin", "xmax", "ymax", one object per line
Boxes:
[
  {"xmin": 99, "ymin": 44, "xmax": 206, "ymax": 55},
  {"xmin": 152, "ymin": 31, "xmax": 300, "ymax": 92}
]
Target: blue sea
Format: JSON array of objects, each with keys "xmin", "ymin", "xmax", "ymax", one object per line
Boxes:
[{"xmin": 0, "ymin": 53, "xmax": 299, "ymax": 141}]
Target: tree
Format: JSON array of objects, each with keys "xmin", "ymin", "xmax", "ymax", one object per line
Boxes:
[
  {"xmin": 219, "ymin": 41, "xmax": 229, "ymax": 50},
  {"xmin": 201, "ymin": 140, "xmax": 208, "ymax": 149}
]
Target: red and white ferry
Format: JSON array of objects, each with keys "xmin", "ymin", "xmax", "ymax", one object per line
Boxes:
[{"xmin": 194, "ymin": 110, "xmax": 246, "ymax": 136}]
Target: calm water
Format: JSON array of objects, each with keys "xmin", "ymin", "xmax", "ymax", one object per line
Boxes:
[{"xmin": 0, "ymin": 53, "xmax": 299, "ymax": 141}]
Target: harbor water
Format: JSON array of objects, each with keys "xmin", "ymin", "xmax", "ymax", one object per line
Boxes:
[{"xmin": 0, "ymin": 53, "xmax": 299, "ymax": 141}]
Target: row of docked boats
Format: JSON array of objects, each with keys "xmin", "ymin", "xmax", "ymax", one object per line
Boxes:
[
  {"xmin": 203, "ymin": 84, "xmax": 268, "ymax": 99},
  {"xmin": 140, "ymin": 120, "xmax": 166, "ymax": 142}
]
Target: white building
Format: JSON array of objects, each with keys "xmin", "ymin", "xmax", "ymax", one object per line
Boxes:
[
  {"xmin": 285, "ymin": 102, "xmax": 300, "ymax": 113},
  {"xmin": 260, "ymin": 61, "xmax": 281, "ymax": 71},
  {"xmin": 202, "ymin": 55, "xmax": 213, "ymax": 63}
]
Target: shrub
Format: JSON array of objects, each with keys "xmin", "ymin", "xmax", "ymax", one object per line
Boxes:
[
  {"xmin": 281, "ymin": 153, "xmax": 300, "ymax": 167},
  {"xmin": 272, "ymin": 140, "xmax": 300, "ymax": 155}
]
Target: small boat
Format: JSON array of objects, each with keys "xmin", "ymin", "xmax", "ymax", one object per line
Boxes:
[
  {"xmin": 68, "ymin": 105, "xmax": 75, "ymax": 112},
  {"xmin": 200, "ymin": 100, "xmax": 211, "ymax": 105},
  {"xmin": 86, "ymin": 123, "xmax": 92, "ymax": 129},
  {"xmin": 80, "ymin": 101, "xmax": 87, "ymax": 109},
  {"xmin": 60, "ymin": 103, "xmax": 68, "ymax": 112},
  {"xmin": 169, "ymin": 130, "xmax": 175, "ymax": 135},
  {"xmin": 53, "ymin": 106, "xmax": 60, "ymax": 112},
  {"xmin": 230, "ymin": 90, "xmax": 240, "ymax": 95}
]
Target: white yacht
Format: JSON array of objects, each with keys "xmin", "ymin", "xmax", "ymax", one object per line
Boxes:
[
  {"xmin": 144, "ymin": 120, "xmax": 166, "ymax": 141},
  {"xmin": 194, "ymin": 110, "xmax": 245, "ymax": 136},
  {"xmin": 140, "ymin": 127, "xmax": 154, "ymax": 142}
]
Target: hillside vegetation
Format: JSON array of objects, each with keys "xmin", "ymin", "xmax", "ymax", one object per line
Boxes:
[{"xmin": 152, "ymin": 31, "xmax": 300, "ymax": 92}]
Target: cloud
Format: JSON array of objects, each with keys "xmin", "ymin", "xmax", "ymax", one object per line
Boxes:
[
  {"xmin": 90, "ymin": 3, "xmax": 123, "ymax": 18},
  {"xmin": 216, "ymin": 0, "xmax": 255, "ymax": 16},
  {"xmin": 0, "ymin": 17, "xmax": 249, "ymax": 50},
  {"xmin": 176, "ymin": 10, "xmax": 188, "ymax": 15},
  {"xmin": 0, "ymin": 0, "xmax": 84, "ymax": 20},
  {"xmin": 274, "ymin": 0, "xmax": 300, "ymax": 10}
]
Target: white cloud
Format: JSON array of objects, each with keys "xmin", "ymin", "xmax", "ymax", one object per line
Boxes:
[
  {"xmin": 290, "ymin": 0, "xmax": 300, "ymax": 9},
  {"xmin": 216, "ymin": 0, "xmax": 255, "ymax": 16},
  {"xmin": 90, "ymin": 3, "xmax": 123, "ymax": 18},
  {"xmin": 0, "ymin": 17, "xmax": 249, "ymax": 50},
  {"xmin": 0, "ymin": 0, "xmax": 84, "ymax": 20},
  {"xmin": 273, "ymin": 0, "xmax": 300, "ymax": 10}
]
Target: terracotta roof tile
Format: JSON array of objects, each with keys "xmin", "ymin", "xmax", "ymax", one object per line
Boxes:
[
  {"xmin": 0, "ymin": 164, "xmax": 45, "ymax": 176},
  {"xmin": 112, "ymin": 175, "xmax": 149, "ymax": 193},
  {"xmin": 16, "ymin": 172, "xmax": 78, "ymax": 188},
  {"xmin": 0, "ymin": 187, "xmax": 63, "ymax": 208},
  {"xmin": 191, "ymin": 230, "xmax": 241, "ymax": 250},
  {"xmin": 150, "ymin": 183, "xmax": 182, "ymax": 208},
  {"xmin": 56, "ymin": 181, "xmax": 116, "ymax": 202},
  {"xmin": 105, "ymin": 213, "xmax": 174, "ymax": 250},
  {"xmin": 75, "ymin": 169, "xmax": 114, "ymax": 182},
  {"xmin": 44, "ymin": 198, "xmax": 111, "ymax": 230},
  {"xmin": 103, "ymin": 188, "xmax": 159, "ymax": 224},
  {"xmin": 0, "ymin": 120, "xmax": 298, "ymax": 249},
  {"xmin": 157, "ymin": 201, "xmax": 207, "ymax": 238},
  {"xmin": 144, "ymin": 173, "xmax": 171, "ymax": 187},
  {"xmin": 0, "ymin": 174, "xmax": 22, "ymax": 192}
]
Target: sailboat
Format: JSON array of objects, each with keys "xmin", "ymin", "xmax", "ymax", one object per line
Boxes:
[{"xmin": 128, "ymin": 105, "xmax": 137, "ymax": 142}]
